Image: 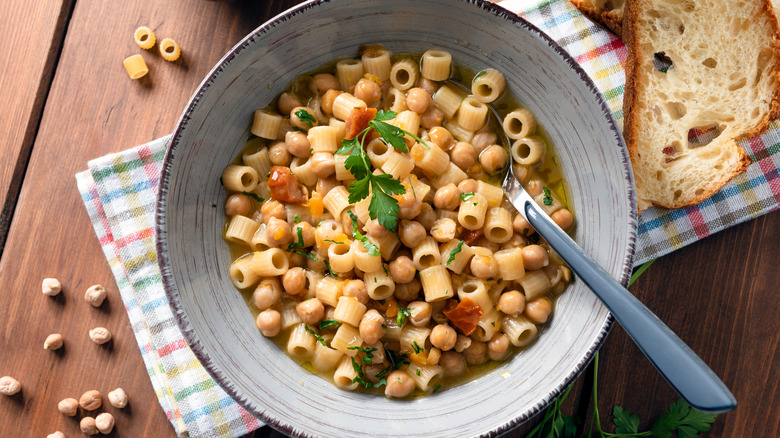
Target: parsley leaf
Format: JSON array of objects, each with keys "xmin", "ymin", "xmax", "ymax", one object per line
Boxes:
[
  {"xmin": 347, "ymin": 177, "xmax": 372, "ymax": 204},
  {"xmin": 294, "ymin": 215, "xmax": 301, "ymax": 223},
  {"xmin": 433, "ymin": 384, "xmax": 441, "ymax": 393},
  {"xmin": 542, "ymin": 186, "xmax": 553, "ymax": 206},
  {"xmin": 371, "ymin": 120, "xmax": 409, "ymax": 153},
  {"xmin": 397, "ymin": 306, "xmax": 412, "ymax": 327},
  {"xmin": 336, "ymin": 137, "xmax": 360, "ymax": 155},
  {"xmin": 446, "ymin": 241, "xmax": 465, "ymax": 266},
  {"xmin": 347, "ymin": 211, "xmax": 380, "ymax": 256},
  {"xmin": 350, "ymin": 356, "xmax": 386, "ymax": 389},
  {"xmin": 294, "ymin": 108, "xmax": 316, "ymax": 128},
  {"xmin": 461, "ymin": 192, "xmax": 475, "ymax": 202},
  {"xmin": 318, "ymin": 319, "xmax": 340, "ymax": 330},
  {"xmin": 472, "ymin": 70, "xmax": 487, "ymax": 82},
  {"xmin": 324, "ymin": 260, "xmax": 336, "ymax": 277},
  {"xmin": 411, "ymin": 341, "xmax": 423, "ymax": 354},
  {"xmin": 242, "ymin": 191, "xmax": 264, "ymax": 202},
  {"xmin": 370, "ymin": 175, "xmax": 405, "ymax": 232},
  {"xmin": 324, "ymin": 239, "xmax": 345, "ymax": 244},
  {"xmin": 612, "ymin": 405, "xmax": 640, "ymax": 434},
  {"xmin": 650, "ymin": 399, "xmax": 716, "ymax": 438},
  {"xmin": 286, "ymin": 227, "xmax": 305, "ymax": 251},
  {"xmin": 373, "ymin": 109, "xmax": 396, "ymax": 122},
  {"xmin": 304, "ymin": 325, "xmax": 326, "ymax": 346},
  {"xmin": 295, "ymin": 250, "xmax": 318, "ymax": 261}
]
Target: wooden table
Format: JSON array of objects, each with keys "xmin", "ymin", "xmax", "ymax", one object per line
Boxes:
[{"xmin": 1, "ymin": 1, "xmax": 777, "ymax": 437}]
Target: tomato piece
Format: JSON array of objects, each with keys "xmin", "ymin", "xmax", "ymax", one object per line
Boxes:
[
  {"xmin": 442, "ymin": 297, "xmax": 484, "ymax": 335},
  {"xmin": 345, "ymin": 107, "xmax": 378, "ymax": 140},
  {"xmin": 267, "ymin": 166, "xmax": 306, "ymax": 204},
  {"xmin": 461, "ymin": 228, "xmax": 483, "ymax": 245}
]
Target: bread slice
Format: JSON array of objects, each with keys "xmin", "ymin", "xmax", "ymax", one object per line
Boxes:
[
  {"xmin": 623, "ymin": 0, "xmax": 780, "ymax": 211},
  {"xmin": 570, "ymin": 0, "xmax": 626, "ymax": 36}
]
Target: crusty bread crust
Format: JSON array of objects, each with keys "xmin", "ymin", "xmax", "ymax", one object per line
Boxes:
[
  {"xmin": 623, "ymin": 0, "xmax": 780, "ymax": 212},
  {"xmin": 570, "ymin": 0, "xmax": 625, "ymax": 36}
]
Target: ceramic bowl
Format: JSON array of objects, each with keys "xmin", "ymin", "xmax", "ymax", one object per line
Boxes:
[{"xmin": 156, "ymin": 0, "xmax": 637, "ymax": 436}]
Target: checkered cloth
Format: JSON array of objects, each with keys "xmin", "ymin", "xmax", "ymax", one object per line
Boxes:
[{"xmin": 74, "ymin": 1, "xmax": 780, "ymax": 437}]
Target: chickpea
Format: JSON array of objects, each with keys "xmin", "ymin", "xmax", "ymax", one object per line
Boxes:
[
  {"xmin": 420, "ymin": 106, "xmax": 445, "ymax": 130},
  {"xmin": 79, "ymin": 390, "xmax": 102, "ymax": 410},
  {"xmin": 513, "ymin": 213, "xmax": 535, "ymax": 236},
  {"xmin": 414, "ymin": 203, "xmax": 437, "ymax": 230},
  {"xmin": 430, "ymin": 218, "xmax": 457, "ymax": 243},
  {"xmin": 551, "ymin": 208, "xmax": 574, "ymax": 230},
  {"xmin": 389, "ymin": 256, "xmax": 416, "ymax": 284},
  {"xmin": 406, "ymin": 87, "xmax": 432, "ymax": 114},
  {"xmin": 479, "ymin": 145, "xmax": 507, "ymax": 174},
  {"xmin": 282, "ymin": 267, "xmax": 306, "ymax": 295},
  {"xmin": 256, "ymin": 309, "xmax": 281, "ymax": 337},
  {"xmin": 525, "ymin": 297, "xmax": 552, "ymax": 324},
  {"xmin": 108, "ymin": 388, "xmax": 128, "ymax": 408},
  {"xmin": 47, "ymin": 432, "xmax": 65, "ymax": 438},
  {"xmin": 89, "ymin": 327, "xmax": 112, "ymax": 345},
  {"xmin": 470, "ymin": 253, "xmax": 498, "ymax": 279},
  {"xmin": 428, "ymin": 126, "xmax": 454, "ymax": 149},
  {"xmin": 310, "ymin": 73, "xmax": 339, "ymax": 95},
  {"xmin": 526, "ymin": 179, "xmax": 544, "ymax": 197},
  {"xmin": 359, "ymin": 309, "xmax": 386, "ymax": 345},
  {"xmin": 58, "ymin": 397, "xmax": 79, "ymax": 416},
  {"xmin": 397, "ymin": 192, "xmax": 422, "ymax": 220},
  {"xmin": 293, "ymin": 222, "xmax": 316, "ymax": 247},
  {"xmin": 84, "ymin": 284, "xmax": 107, "ymax": 307},
  {"xmin": 224, "ymin": 193, "xmax": 253, "ymax": 217},
  {"xmin": 416, "ymin": 77, "xmax": 437, "ymax": 96},
  {"xmin": 450, "ymin": 141, "xmax": 477, "ymax": 171},
  {"xmin": 95, "ymin": 412, "xmax": 115, "ymax": 434},
  {"xmin": 321, "ymin": 89, "xmax": 341, "ymax": 115},
  {"xmin": 317, "ymin": 176, "xmax": 340, "ymax": 197},
  {"xmin": 408, "ymin": 301, "xmax": 432, "ymax": 327},
  {"xmin": 80, "ymin": 417, "xmax": 98, "ymax": 435},
  {"xmin": 290, "ymin": 106, "xmax": 318, "ymax": 130},
  {"xmin": 457, "ymin": 178, "xmax": 478, "ymax": 195},
  {"xmin": 252, "ymin": 280, "xmax": 282, "ymax": 310},
  {"xmin": 430, "ymin": 324, "xmax": 457, "ymax": 351},
  {"xmin": 462, "ymin": 340, "xmax": 488, "ymax": 365},
  {"xmin": 269, "ymin": 141, "xmax": 291, "ymax": 166},
  {"xmin": 399, "ymin": 220, "xmax": 426, "ymax": 248},
  {"xmin": 0, "ymin": 376, "xmax": 21, "ymax": 396},
  {"xmin": 353, "ymin": 78, "xmax": 382, "ymax": 106},
  {"xmin": 454, "ymin": 334, "xmax": 472, "ymax": 352},
  {"xmin": 260, "ymin": 200, "xmax": 286, "ymax": 223},
  {"xmin": 343, "ymin": 279, "xmax": 368, "ymax": 305},
  {"xmin": 471, "ymin": 131, "xmax": 497, "ymax": 153},
  {"xmin": 385, "ymin": 370, "xmax": 415, "ymax": 398},
  {"xmin": 285, "ymin": 130, "xmax": 312, "ymax": 158},
  {"xmin": 277, "ymin": 92, "xmax": 303, "ymax": 115},
  {"xmin": 497, "ymin": 290, "xmax": 526, "ymax": 317},
  {"xmin": 439, "ymin": 351, "xmax": 467, "ymax": 376},
  {"xmin": 310, "ymin": 152, "xmax": 335, "ymax": 178},
  {"xmin": 394, "ymin": 279, "xmax": 421, "ymax": 302},
  {"xmin": 488, "ymin": 333, "xmax": 511, "ymax": 361},
  {"xmin": 433, "ymin": 184, "xmax": 460, "ymax": 210},
  {"xmin": 522, "ymin": 245, "xmax": 549, "ymax": 271},
  {"xmin": 504, "ymin": 233, "xmax": 527, "ymax": 249},
  {"xmin": 365, "ymin": 218, "xmax": 391, "ymax": 239},
  {"xmin": 42, "ymin": 277, "xmax": 62, "ymax": 296},
  {"xmin": 44, "ymin": 333, "xmax": 64, "ymax": 351},
  {"xmin": 266, "ymin": 217, "xmax": 293, "ymax": 247},
  {"xmin": 296, "ymin": 297, "xmax": 325, "ymax": 325}
]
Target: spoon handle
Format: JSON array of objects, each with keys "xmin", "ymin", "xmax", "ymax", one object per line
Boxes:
[{"xmin": 507, "ymin": 179, "xmax": 736, "ymax": 413}]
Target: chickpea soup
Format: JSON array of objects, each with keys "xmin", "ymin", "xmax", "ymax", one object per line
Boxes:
[{"xmin": 220, "ymin": 45, "xmax": 576, "ymax": 398}]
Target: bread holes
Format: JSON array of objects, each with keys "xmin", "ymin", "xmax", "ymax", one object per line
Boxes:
[
  {"xmin": 728, "ymin": 78, "xmax": 747, "ymax": 91},
  {"xmin": 687, "ymin": 124, "xmax": 725, "ymax": 149},
  {"xmin": 661, "ymin": 141, "xmax": 686, "ymax": 165},
  {"xmin": 663, "ymin": 101, "xmax": 687, "ymax": 120},
  {"xmin": 673, "ymin": 189, "xmax": 683, "ymax": 200},
  {"xmin": 702, "ymin": 58, "xmax": 717, "ymax": 69},
  {"xmin": 755, "ymin": 48, "xmax": 774, "ymax": 84},
  {"xmin": 653, "ymin": 52, "xmax": 673, "ymax": 73}
]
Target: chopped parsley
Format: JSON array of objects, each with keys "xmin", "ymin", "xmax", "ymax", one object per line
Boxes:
[
  {"xmin": 304, "ymin": 325, "xmax": 326, "ymax": 346},
  {"xmin": 416, "ymin": 369, "xmax": 421, "ymax": 376},
  {"xmin": 294, "ymin": 215, "xmax": 302, "ymax": 223},
  {"xmin": 295, "ymin": 108, "xmax": 316, "ymax": 128},
  {"xmin": 324, "ymin": 239, "xmax": 345, "ymax": 245},
  {"xmin": 446, "ymin": 241, "xmax": 465, "ymax": 265},
  {"xmin": 350, "ymin": 356, "xmax": 386, "ymax": 389},
  {"xmin": 247, "ymin": 133, "xmax": 259, "ymax": 141},
  {"xmin": 472, "ymin": 70, "xmax": 487, "ymax": 82},
  {"xmin": 461, "ymin": 192, "xmax": 475, "ymax": 202},
  {"xmin": 542, "ymin": 186, "xmax": 553, "ymax": 206},
  {"xmin": 522, "ymin": 227, "xmax": 530, "ymax": 236},
  {"xmin": 397, "ymin": 306, "xmax": 412, "ymax": 327},
  {"xmin": 211, "ymin": 203, "xmax": 217, "ymax": 208},
  {"xmin": 335, "ymin": 110, "xmax": 430, "ymax": 232},
  {"xmin": 295, "ymin": 250, "xmax": 318, "ymax": 261},
  {"xmin": 318, "ymin": 319, "xmax": 340, "ymax": 330},
  {"xmin": 376, "ymin": 349, "xmax": 409, "ymax": 379},
  {"xmin": 219, "ymin": 176, "xmax": 224, "ymax": 186},
  {"xmin": 347, "ymin": 345, "xmax": 378, "ymax": 365},
  {"xmin": 411, "ymin": 341, "xmax": 423, "ymax": 354},
  {"xmin": 242, "ymin": 191, "xmax": 264, "ymax": 202},
  {"xmin": 285, "ymin": 227, "xmax": 305, "ymax": 251},
  {"xmin": 324, "ymin": 260, "xmax": 337, "ymax": 277},
  {"xmin": 433, "ymin": 384, "xmax": 441, "ymax": 393},
  {"xmin": 347, "ymin": 211, "xmax": 379, "ymax": 256}
]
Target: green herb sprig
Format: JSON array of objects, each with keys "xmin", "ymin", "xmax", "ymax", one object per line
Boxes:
[
  {"xmin": 347, "ymin": 211, "xmax": 380, "ymax": 256},
  {"xmin": 446, "ymin": 241, "xmax": 465, "ymax": 266},
  {"xmin": 295, "ymin": 108, "xmax": 316, "ymax": 128}
]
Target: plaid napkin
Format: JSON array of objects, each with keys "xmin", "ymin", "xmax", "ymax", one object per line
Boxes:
[{"xmin": 74, "ymin": 1, "xmax": 780, "ymax": 437}]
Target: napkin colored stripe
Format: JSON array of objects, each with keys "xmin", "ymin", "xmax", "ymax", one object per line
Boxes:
[
  {"xmin": 76, "ymin": 136, "xmax": 262, "ymax": 438},
  {"xmin": 75, "ymin": 1, "xmax": 780, "ymax": 438}
]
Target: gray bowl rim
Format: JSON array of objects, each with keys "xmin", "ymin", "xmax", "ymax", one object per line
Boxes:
[{"xmin": 155, "ymin": 0, "xmax": 638, "ymax": 436}]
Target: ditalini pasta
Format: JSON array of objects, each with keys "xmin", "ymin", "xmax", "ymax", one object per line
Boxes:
[
  {"xmin": 123, "ymin": 54, "xmax": 148, "ymax": 80},
  {"xmin": 221, "ymin": 44, "xmax": 576, "ymax": 399},
  {"xmin": 159, "ymin": 38, "xmax": 181, "ymax": 62},
  {"xmin": 133, "ymin": 26, "xmax": 156, "ymax": 50}
]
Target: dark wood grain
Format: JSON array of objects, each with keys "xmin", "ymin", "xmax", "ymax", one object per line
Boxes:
[
  {"xmin": 581, "ymin": 211, "xmax": 780, "ymax": 437},
  {"xmin": 0, "ymin": 0, "xmax": 75, "ymax": 254},
  {"xmin": 0, "ymin": 0, "xmax": 297, "ymax": 436}
]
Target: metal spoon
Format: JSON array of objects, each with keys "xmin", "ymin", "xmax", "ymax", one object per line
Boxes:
[{"xmin": 446, "ymin": 79, "xmax": 736, "ymax": 413}]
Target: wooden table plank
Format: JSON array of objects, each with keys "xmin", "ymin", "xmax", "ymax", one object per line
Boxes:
[
  {"xmin": 0, "ymin": 0, "xmax": 295, "ymax": 436},
  {"xmin": 0, "ymin": 0, "xmax": 75, "ymax": 253},
  {"xmin": 581, "ymin": 211, "xmax": 780, "ymax": 437}
]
